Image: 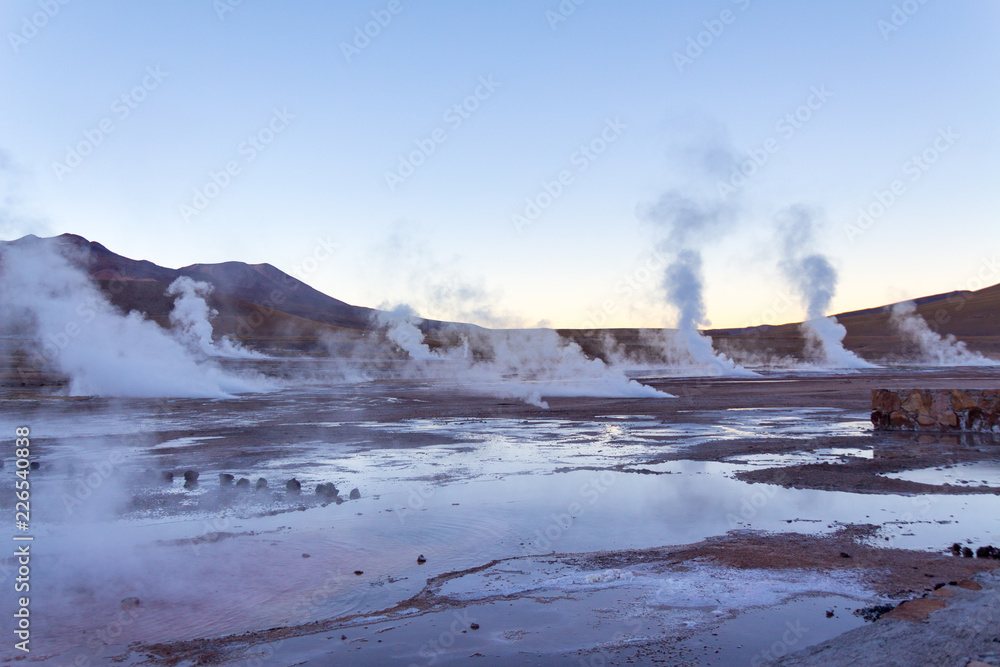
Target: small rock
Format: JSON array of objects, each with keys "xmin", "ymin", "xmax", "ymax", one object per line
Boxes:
[
  {"xmin": 341, "ymin": 635, "xmax": 347, "ymax": 641},
  {"xmin": 976, "ymin": 545, "xmax": 999, "ymax": 559},
  {"xmin": 951, "ymin": 543, "xmax": 963, "ymax": 555},
  {"xmin": 29, "ymin": 461, "xmax": 40, "ymax": 470},
  {"xmin": 354, "ymin": 570, "xmax": 363, "ymax": 576},
  {"xmin": 255, "ymin": 477, "xmax": 267, "ymax": 490},
  {"xmin": 825, "ymin": 610, "xmax": 834, "ymax": 618},
  {"xmin": 302, "ymin": 553, "xmax": 310, "ymax": 558},
  {"xmin": 316, "ymin": 483, "xmax": 339, "ymax": 498},
  {"xmin": 470, "ymin": 623, "xmax": 480, "ymax": 630},
  {"xmin": 963, "ymin": 547, "xmax": 974, "ymax": 558},
  {"xmin": 183, "ymin": 470, "xmax": 199, "ymax": 482},
  {"xmin": 853, "ymin": 603, "xmax": 896, "ymax": 622},
  {"xmin": 219, "ymin": 473, "xmax": 235, "ymax": 486},
  {"xmin": 417, "ymin": 554, "xmax": 427, "ymax": 564},
  {"xmin": 235, "ymin": 477, "xmax": 250, "ymax": 489},
  {"xmin": 286, "ymin": 478, "xmax": 301, "ymax": 494},
  {"xmin": 162, "ymin": 471, "xmax": 175, "ymax": 483},
  {"xmin": 349, "ymin": 488, "xmax": 360, "ymax": 500},
  {"xmin": 840, "ymin": 552, "xmax": 851, "ymax": 558},
  {"xmin": 121, "ymin": 597, "xmax": 140, "ymax": 610}
]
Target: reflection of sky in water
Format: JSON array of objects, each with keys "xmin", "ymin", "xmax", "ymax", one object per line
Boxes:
[{"xmin": 883, "ymin": 461, "xmax": 1000, "ymax": 488}]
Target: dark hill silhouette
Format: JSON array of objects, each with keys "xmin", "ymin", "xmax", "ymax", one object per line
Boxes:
[
  {"xmin": 0, "ymin": 233, "xmax": 374, "ymax": 335},
  {"xmin": 179, "ymin": 261, "xmax": 373, "ymax": 330}
]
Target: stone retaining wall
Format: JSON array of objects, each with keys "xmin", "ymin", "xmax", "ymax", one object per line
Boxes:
[{"xmin": 871, "ymin": 389, "xmax": 1000, "ymax": 432}]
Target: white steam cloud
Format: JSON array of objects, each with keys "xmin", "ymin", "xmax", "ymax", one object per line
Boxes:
[
  {"xmin": 662, "ymin": 249, "xmax": 752, "ymax": 375},
  {"xmin": 776, "ymin": 205, "xmax": 874, "ymax": 368},
  {"xmin": 376, "ymin": 305, "xmax": 443, "ymax": 362},
  {"xmin": 0, "ymin": 241, "xmax": 273, "ymax": 397},
  {"xmin": 166, "ymin": 276, "xmax": 268, "ymax": 359},
  {"xmin": 640, "ymin": 134, "xmax": 754, "ymax": 377},
  {"xmin": 889, "ymin": 301, "xmax": 997, "ymax": 366},
  {"xmin": 372, "ymin": 307, "xmax": 671, "ymax": 408}
]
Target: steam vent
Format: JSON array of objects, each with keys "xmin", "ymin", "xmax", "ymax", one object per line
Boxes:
[{"xmin": 871, "ymin": 388, "xmax": 1000, "ymax": 432}]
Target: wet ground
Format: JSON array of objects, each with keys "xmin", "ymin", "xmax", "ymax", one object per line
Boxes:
[{"xmin": 0, "ymin": 364, "xmax": 998, "ymax": 665}]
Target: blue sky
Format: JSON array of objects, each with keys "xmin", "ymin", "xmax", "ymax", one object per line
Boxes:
[{"xmin": 2, "ymin": 0, "xmax": 998, "ymax": 329}]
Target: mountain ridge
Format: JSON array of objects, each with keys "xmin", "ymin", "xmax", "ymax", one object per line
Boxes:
[
  {"xmin": 0, "ymin": 233, "xmax": 374, "ymax": 332},
  {"xmin": 2, "ymin": 233, "xmax": 998, "ymax": 358}
]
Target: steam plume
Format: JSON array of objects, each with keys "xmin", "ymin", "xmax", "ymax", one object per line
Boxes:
[
  {"xmin": 375, "ymin": 305, "xmax": 444, "ymax": 362},
  {"xmin": 776, "ymin": 205, "xmax": 874, "ymax": 368},
  {"xmin": 371, "ymin": 308, "xmax": 671, "ymax": 408},
  {"xmin": 0, "ymin": 240, "xmax": 273, "ymax": 397},
  {"xmin": 166, "ymin": 276, "xmax": 268, "ymax": 359},
  {"xmin": 663, "ymin": 250, "xmax": 749, "ymax": 375},
  {"xmin": 640, "ymin": 135, "xmax": 753, "ymax": 376},
  {"xmin": 889, "ymin": 301, "xmax": 996, "ymax": 366}
]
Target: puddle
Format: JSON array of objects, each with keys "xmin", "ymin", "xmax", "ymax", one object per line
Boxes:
[
  {"xmin": 181, "ymin": 564, "xmax": 873, "ymax": 666},
  {"xmin": 724, "ymin": 448, "xmax": 874, "ymax": 468},
  {"xmin": 882, "ymin": 461, "xmax": 1000, "ymax": 488},
  {"xmin": 8, "ymin": 463, "xmax": 996, "ymax": 653},
  {"xmin": 676, "ymin": 594, "xmax": 867, "ymax": 665}
]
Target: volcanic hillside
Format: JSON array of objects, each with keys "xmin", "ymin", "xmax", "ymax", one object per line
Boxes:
[{"xmin": 2, "ymin": 233, "xmax": 998, "ymax": 360}]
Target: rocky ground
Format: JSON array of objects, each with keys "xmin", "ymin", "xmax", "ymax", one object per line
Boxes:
[{"xmin": 770, "ymin": 569, "xmax": 1000, "ymax": 666}]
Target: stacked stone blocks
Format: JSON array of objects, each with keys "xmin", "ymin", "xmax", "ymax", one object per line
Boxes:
[{"xmin": 871, "ymin": 388, "xmax": 1000, "ymax": 432}]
